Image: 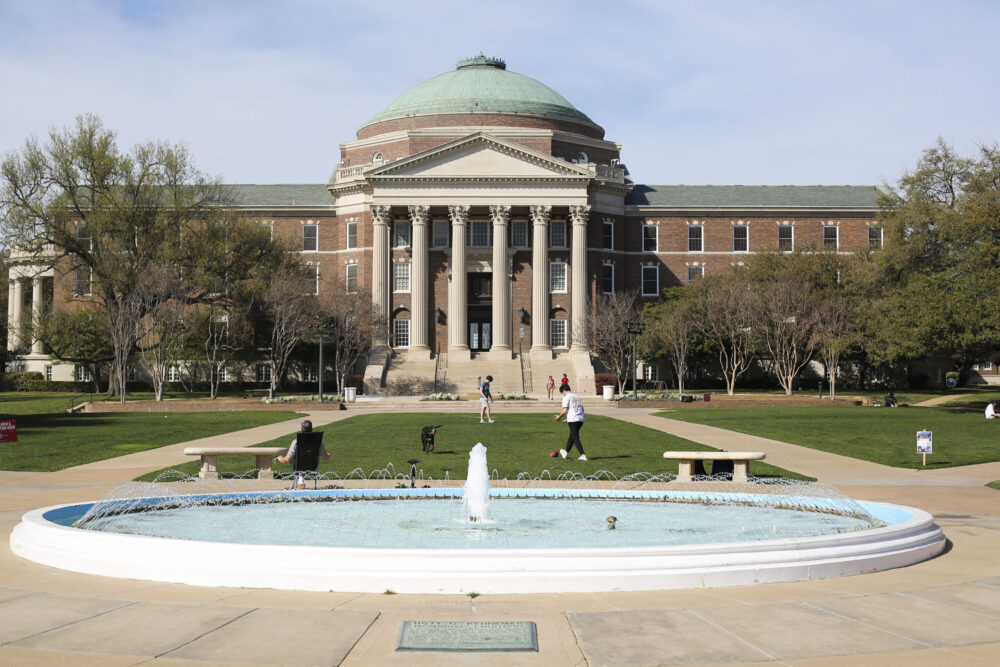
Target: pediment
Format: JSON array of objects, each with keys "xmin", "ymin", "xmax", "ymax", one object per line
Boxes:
[{"xmin": 367, "ymin": 133, "xmax": 592, "ymax": 181}]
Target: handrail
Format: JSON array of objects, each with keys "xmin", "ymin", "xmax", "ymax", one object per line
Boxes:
[
  {"xmin": 433, "ymin": 341, "xmax": 441, "ymax": 393},
  {"xmin": 68, "ymin": 392, "xmax": 93, "ymax": 412},
  {"xmin": 519, "ymin": 339, "xmax": 526, "ymax": 394}
]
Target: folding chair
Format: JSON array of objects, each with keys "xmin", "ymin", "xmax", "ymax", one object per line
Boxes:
[{"xmin": 290, "ymin": 431, "xmax": 324, "ymax": 489}]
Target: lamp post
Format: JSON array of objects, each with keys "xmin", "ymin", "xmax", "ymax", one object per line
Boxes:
[
  {"xmin": 625, "ymin": 319, "xmax": 646, "ymax": 401},
  {"xmin": 309, "ymin": 321, "xmax": 335, "ymax": 402}
]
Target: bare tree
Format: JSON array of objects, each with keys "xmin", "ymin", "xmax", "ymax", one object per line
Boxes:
[
  {"xmin": 580, "ymin": 290, "xmax": 640, "ymax": 392},
  {"xmin": 642, "ymin": 298, "xmax": 695, "ymax": 394},
  {"xmin": 135, "ymin": 266, "xmax": 187, "ymax": 401},
  {"xmin": 263, "ymin": 268, "xmax": 316, "ymax": 395},
  {"xmin": 753, "ymin": 280, "xmax": 824, "ymax": 395},
  {"xmin": 690, "ymin": 273, "xmax": 759, "ymax": 395},
  {"xmin": 817, "ymin": 297, "xmax": 858, "ymax": 399},
  {"xmin": 326, "ymin": 288, "xmax": 385, "ymax": 394}
]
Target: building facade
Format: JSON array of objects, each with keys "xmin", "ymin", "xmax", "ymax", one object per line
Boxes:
[{"xmin": 7, "ymin": 55, "xmax": 884, "ymax": 393}]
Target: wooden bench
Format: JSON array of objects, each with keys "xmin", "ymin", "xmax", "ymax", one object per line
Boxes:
[
  {"xmin": 184, "ymin": 447, "xmax": 288, "ymax": 480},
  {"xmin": 662, "ymin": 451, "xmax": 766, "ymax": 483}
]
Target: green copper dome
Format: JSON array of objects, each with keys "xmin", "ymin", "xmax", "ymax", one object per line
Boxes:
[{"xmin": 364, "ymin": 55, "xmax": 596, "ymax": 126}]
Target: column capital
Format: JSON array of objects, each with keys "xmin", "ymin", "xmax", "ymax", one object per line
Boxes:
[
  {"xmin": 448, "ymin": 204, "xmax": 470, "ymax": 225},
  {"xmin": 489, "ymin": 204, "xmax": 511, "ymax": 226},
  {"xmin": 529, "ymin": 205, "xmax": 552, "ymax": 225},
  {"xmin": 407, "ymin": 205, "xmax": 431, "ymax": 225},
  {"xmin": 372, "ymin": 205, "xmax": 393, "ymax": 226},
  {"xmin": 569, "ymin": 204, "xmax": 591, "ymax": 226}
]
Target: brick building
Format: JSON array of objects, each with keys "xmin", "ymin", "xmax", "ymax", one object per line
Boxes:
[{"xmin": 6, "ymin": 55, "xmax": 885, "ymax": 393}]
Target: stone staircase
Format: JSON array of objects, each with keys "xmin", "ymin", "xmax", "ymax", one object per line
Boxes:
[{"xmin": 373, "ymin": 348, "xmax": 597, "ymax": 397}]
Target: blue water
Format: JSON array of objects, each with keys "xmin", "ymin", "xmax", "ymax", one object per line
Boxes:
[{"xmin": 78, "ymin": 496, "xmax": 877, "ymax": 549}]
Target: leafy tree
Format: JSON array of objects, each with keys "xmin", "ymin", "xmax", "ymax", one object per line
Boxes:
[
  {"xmin": 37, "ymin": 308, "xmax": 112, "ymax": 392},
  {"xmin": 868, "ymin": 139, "xmax": 1000, "ymax": 375},
  {"xmin": 640, "ymin": 289, "xmax": 696, "ymax": 394}
]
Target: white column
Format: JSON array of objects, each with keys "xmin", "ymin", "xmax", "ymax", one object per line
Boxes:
[
  {"xmin": 489, "ymin": 205, "xmax": 511, "ymax": 357},
  {"xmin": 6, "ymin": 279, "xmax": 17, "ymax": 352},
  {"xmin": 447, "ymin": 205, "xmax": 470, "ymax": 354},
  {"xmin": 530, "ymin": 205, "xmax": 551, "ymax": 356},
  {"xmin": 408, "ymin": 205, "xmax": 430, "ymax": 355},
  {"xmin": 31, "ymin": 277, "xmax": 45, "ymax": 355},
  {"xmin": 371, "ymin": 205, "xmax": 392, "ymax": 347},
  {"xmin": 10, "ymin": 278, "xmax": 25, "ymax": 352},
  {"xmin": 569, "ymin": 204, "xmax": 590, "ymax": 352}
]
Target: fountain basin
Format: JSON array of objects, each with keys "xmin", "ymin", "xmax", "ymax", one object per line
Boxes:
[{"xmin": 10, "ymin": 488, "xmax": 945, "ymax": 594}]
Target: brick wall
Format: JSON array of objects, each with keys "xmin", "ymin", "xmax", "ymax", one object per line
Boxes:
[{"xmin": 356, "ymin": 113, "xmax": 605, "ymax": 140}]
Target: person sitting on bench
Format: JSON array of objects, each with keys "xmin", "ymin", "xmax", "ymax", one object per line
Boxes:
[{"xmin": 278, "ymin": 420, "xmax": 329, "ymax": 488}]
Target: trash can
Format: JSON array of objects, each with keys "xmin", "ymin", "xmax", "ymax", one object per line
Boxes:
[
  {"xmin": 344, "ymin": 386, "xmax": 357, "ymax": 403},
  {"xmin": 602, "ymin": 385, "xmax": 615, "ymax": 400}
]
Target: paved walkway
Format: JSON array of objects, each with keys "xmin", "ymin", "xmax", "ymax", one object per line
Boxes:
[{"xmin": 1, "ymin": 400, "xmax": 999, "ymax": 665}]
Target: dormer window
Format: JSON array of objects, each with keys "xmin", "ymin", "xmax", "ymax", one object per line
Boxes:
[
  {"xmin": 578, "ymin": 152, "xmax": 588, "ymax": 164},
  {"xmin": 372, "ymin": 152, "xmax": 383, "ymax": 163}
]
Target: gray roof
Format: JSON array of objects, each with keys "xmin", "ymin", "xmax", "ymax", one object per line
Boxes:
[
  {"xmin": 626, "ymin": 185, "xmax": 883, "ymax": 209},
  {"xmin": 227, "ymin": 184, "xmax": 333, "ymax": 208}
]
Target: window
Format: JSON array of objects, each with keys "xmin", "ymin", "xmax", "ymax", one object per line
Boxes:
[
  {"xmin": 167, "ymin": 366, "xmax": 181, "ymax": 383},
  {"xmin": 550, "ymin": 319, "xmax": 567, "ymax": 348},
  {"xmin": 302, "ymin": 224, "xmax": 317, "ymax": 251},
  {"xmin": 303, "ymin": 265, "xmax": 318, "ymax": 295},
  {"xmin": 213, "ymin": 365, "xmax": 227, "ymax": 383},
  {"xmin": 601, "ymin": 264, "xmax": 614, "ymax": 294},
  {"xmin": 550, "ymin": 262, "xmax": 567, "ymax": 292},
  {"xmin": 823, "ymin": 225, "xmax": 838, "ymax": 250},
  {"xmin": 76, "ymin": 224, "xmax": 92, "ymax": 251},
  {"xmin": 346, "ymin": 221, "xmax": 357, "ymax": 249},
  {"xmin": 45, "ymin": 365, "xmax": 52, "ymax": 381},
  {"xmin": 256, "ymin": 364, "xmax": 271, "ymax": 384},
  {"xmin": 578, "ymin": 152, "xmax": 589, "ymax": 163},
  {"xmin": 511, "ymin": 220, "xmax": 528, "ymax": 248},
  {"xmin": 304, "ymin": 364, "xmax": 317, "ymax": 382},
  {"xmin": 986, "ymin": 362, "xmax": 994, "ymax": 371},
  {"xmin": 603, "ymin": 220, "xmax": 614, "ymax": 249},
  {"xmin": 643, "ymin": 364, "xmax": 658, "ymax": 381},
  {"xmin": 688, "ymin": 225, "xmax": 702, "ymax": 252},
  {"xmin": 778, "ymin": 226, "xmax": 793, "ymax": 252},
  {"xmin": 467, "ymin": 219, "xmax": 491, "ymax": 247},
  {"xmin": 393, "ymin": 319, "xmax": 410, "ymax": 347},
  {"xmin": 127, "ymin": 366, "xmax": 136, "ymax": 381},
  {"xmin": 733, "ymin": 225, "xmax": 748, "ymax": 252},
  {"xmin": 372, "ymin": 152, "xmax": 382, "ymax": 162},
  {"xmin": 75, "ymin": 365, "xmax": 92, "ymax": 382},
  {"xmin": 393, "ymin": 262, "xmax": 410, "ymax": 292},
  {"xmin": 433, "ymin": 220, "xmax": 449, "ymax": 247},
  {"xmin": 394, "ymin": 219, "xmax": 410, "ymax": 247},
  {"xmin": 642, "ymin": 225, "xmax": 658, "ymax": 252},
  {"xmin": 346, "ymin": 263, "xmax": 358, "ymax": 294},
  {"xmin": 687, "ymin": 265, "xmax": 704, "ymax": 283},
  {"xmin": 74, "ymin": 266, "xmax": 92, "ymax": 296},
  {"xmin": 868, "ymin": 226, "xmax": 883, "ymax": 249},
  {"xmin": 550, "ymin": 219, "xmax": 566, "ymax": 248},
  {"xmin": 642, "ymin": 265, "xmax": 659, "ymax": 296}
]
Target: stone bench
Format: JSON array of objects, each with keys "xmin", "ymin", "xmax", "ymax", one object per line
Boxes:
[
  {"xmin": 184, "ymin": 447, "xmax": 288, "ymax": 480},
  {"xmin": 662, "ymin": 451, "xmax": 766, "ymax": 483}
]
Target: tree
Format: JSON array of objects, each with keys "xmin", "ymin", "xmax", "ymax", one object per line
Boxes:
[
  {"xmin": 689, "ymin": 272, "xmax": 758, "ymax": 395},
  {"xmin": 262, "ymin": 267, "xmax": 316, "ymax": 395},
  {"xmin": 752, "ymin": 279, "xmax": 824, "ymax": 395},
  {"xmin": 37, "ymin": 308, "xmax": 112, "ymax": 392},
  {"xmin": 580, "ymin": 289, "xmax": 640, "ymax": 392},
  {"xmin": 641, "ymin": 291, "xmax": 696, "ymax": 394},
  {"xmin": 0, "ymin": 115, "xmax": 242, "ymax": 402},
  {"xmin": 135, "ymin": 265, "xmax": 188, "ymax": 401},
  {"xmin": 326, "ymin": 288, "xmax": 385, "ymax": 395},
  {"xmin": 868, "ymin": 139, "xmax": 1000, "ymax": 374},
  {"xmin": 816, "ymin": 296, "xmax": 859, "ymax": 399}
]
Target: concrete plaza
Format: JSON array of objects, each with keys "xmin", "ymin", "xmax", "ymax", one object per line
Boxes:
[{"xmin": 1, "ymin": 400, "xmax": 999, "ymax": 666}]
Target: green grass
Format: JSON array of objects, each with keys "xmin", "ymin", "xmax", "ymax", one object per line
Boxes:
[
  {"xmin": 0, "ymin": 392, "xmax": 301, "ymax": 471},
  {"xmin": 987, "ymin": 481, "xmax": 1000, "ymax": 491},
  {"xmin": 657, "ymin": 406, "xmax": 1000, "ymax": 469},
  {"xmin": 136, "ymin": 412, "xmax": 811, "ymax": 482}
]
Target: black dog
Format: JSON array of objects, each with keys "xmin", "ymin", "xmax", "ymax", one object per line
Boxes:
[{"xmin": 421, "ymin": 425, "xmax": 443, "ymax": 453}]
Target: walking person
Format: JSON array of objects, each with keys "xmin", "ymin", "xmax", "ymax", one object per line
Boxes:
[
  {"xmin": 555, "ymin": 384, "xmax": 587, "ymax": 461},
  {"xmin": 560, "ymin": 373, "xmax": 569, "ymax": 389},
  {"xmin": 546, "ymin": 375, "xmax": 555, "ymax": 400},
  {"xmin": 479, "ymin": 375, "xmax": 495, "ymax": 423}
]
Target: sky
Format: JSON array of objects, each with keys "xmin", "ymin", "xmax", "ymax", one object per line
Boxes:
[{"xmin": 0, "ymin": 0, "xmax": 997, "ymax": 187}]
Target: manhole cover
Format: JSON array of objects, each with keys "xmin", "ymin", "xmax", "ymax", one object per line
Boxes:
[{"xmin": 397, "ymin": 621, "xmax": 538, "ymax": 652}]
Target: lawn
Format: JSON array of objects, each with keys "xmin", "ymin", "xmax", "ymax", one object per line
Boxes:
[
  {"xmin": 136, "ymin": 412, "xmax": 811, "ymax": 482},
  {"xmin": 988, "ymin": 481, "xmax": 1000, "ymax": 491},
  {"xmin": 657, "ymin": 405, "xmax": 1000, "ymax": 469},
  {"xmin": 0, "ymin": 392, "xmax": 301, "ymax": 472}
]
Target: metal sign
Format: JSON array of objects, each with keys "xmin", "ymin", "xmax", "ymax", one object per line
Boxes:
[{"xmin": 916, "ymin": 430, "xmax": 932, "ymax": 454}]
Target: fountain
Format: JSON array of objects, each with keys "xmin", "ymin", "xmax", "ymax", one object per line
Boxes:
[{"xmin": 10, "ymin": 445, "xmax": 946, "ymax": 594}]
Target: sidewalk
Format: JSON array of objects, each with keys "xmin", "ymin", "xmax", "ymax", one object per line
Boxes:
[{"xmin": 0, "ymin": 402, "xmax": 998, "ymax": 666}]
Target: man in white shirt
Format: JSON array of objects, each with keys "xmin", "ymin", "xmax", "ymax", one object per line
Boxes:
[
  {"xmin": 986, "ymin": 401, "xmax": 998, "ymax": 419},
  {"xmin": 555, "ymin": 384, "xmax": 587, "ymax": 461}
]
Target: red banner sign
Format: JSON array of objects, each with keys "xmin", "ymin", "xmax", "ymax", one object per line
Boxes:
[{"xmin": 0, "ymin": 419, "xmax": 17, "ymax": 443}]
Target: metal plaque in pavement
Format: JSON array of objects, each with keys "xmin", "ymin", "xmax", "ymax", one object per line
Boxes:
[{"xmin": 396, "ymin": 620, "xmax": 538, "ymax": 652}]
